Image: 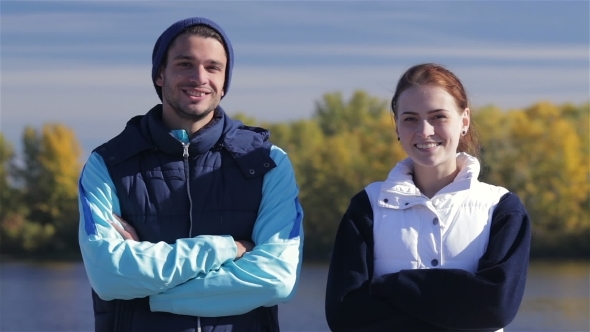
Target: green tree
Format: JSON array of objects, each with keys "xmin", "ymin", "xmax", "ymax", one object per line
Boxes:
[
  {"xmin": 2, "ymin": 123, "xmax": 83, "ymax": 254},
  {"xmin": 35, "ymin": 124, "xmax": 82, "ymax": 251},
  {"xmin": 475, "ymin": 102, "xmax": 590, "ymax": 257},
  {"xmin": 232, "ymin": 90, "xmax": 406, "ymax": 259},
  {"xmin": 292, "ymin": 90, "xmax": 406, "ymax": 259},
  {"xmin": 0, "ymin": 133, "xmax": 25, "ymax": 251},
  {"xmin": 314, "ymin": 90, "xmax": 388, "ymax": 137},
  {"xmin": 0, "ymin": 133, "xmax": 15, "ymax": 219},
  {"xmin": 0, "ymin": 131, "xmax": 54, "ymax": 253}
]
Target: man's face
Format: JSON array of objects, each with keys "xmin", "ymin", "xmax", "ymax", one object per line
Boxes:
[{"xmin": 156, "ymin": 34, "xmax": 226, "ymax": 126}]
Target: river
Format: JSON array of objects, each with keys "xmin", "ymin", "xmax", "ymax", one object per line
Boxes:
[{"xmin": 0, "ymin": 260, "xmax": 588, "ymax": 331}]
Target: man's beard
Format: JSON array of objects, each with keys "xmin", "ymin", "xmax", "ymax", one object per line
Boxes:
[{"xmin": 162, "ymin": 80, "xmax": 216, "ymax": 122}]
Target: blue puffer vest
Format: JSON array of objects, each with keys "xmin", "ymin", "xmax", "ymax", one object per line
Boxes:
[{"xmin": 92, "ymin": 105, "xmax": 279, "ymax": 332}]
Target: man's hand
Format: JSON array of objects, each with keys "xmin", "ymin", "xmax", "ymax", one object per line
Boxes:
[
  {"xmin": 235, "ymin": 240, "xmax": 254, "ymax": 260},
  {"xmin": 109, "ymin": 214, "xmax": 253, "ymax": 259},
  {"xmin": 109, "ymin": 214, "xmax": 140, "ymax": 241}
]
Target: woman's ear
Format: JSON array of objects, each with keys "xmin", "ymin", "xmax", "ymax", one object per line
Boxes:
[{"xmin": 462, "ymin": 108, "xmax": 471, "ymax": 130}]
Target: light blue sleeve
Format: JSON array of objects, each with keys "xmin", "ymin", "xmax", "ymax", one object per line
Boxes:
[
  {"xmin": 149, "ymin": 145, "xmax": 304, "ymax": 317},
  {"xmin": 78, "ymin": 152, "xmax": 238, "ymax": 301}
]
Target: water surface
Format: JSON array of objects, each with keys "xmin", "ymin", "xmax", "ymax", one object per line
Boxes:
[{"xmin": 0, "ymin": 261, "xmax": 587, "ymax": 331}]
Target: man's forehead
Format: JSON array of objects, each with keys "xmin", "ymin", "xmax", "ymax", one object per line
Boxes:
[{"xmin": 168, "ymin": 34, "xmax": 226, "ymax": 55}]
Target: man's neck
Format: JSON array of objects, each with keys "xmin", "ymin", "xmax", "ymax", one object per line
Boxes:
[{"xmin": 161, "ymin": 108, "xmax": 217, "ymax": 137}]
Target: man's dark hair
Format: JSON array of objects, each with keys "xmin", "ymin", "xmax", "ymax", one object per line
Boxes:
[{"xmin": 159, "ymin": 25, "xmax": 227, "ymax": 71}]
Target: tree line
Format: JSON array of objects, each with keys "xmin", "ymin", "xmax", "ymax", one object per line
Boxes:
[{"xmin": 1, "ymin": 90, "xmax": 588, "ymax": 260}]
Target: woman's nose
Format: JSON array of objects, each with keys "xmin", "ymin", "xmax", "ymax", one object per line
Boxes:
[{"xmin": 417, "ymin": 120, "xmax": 435, "ymax": 137}]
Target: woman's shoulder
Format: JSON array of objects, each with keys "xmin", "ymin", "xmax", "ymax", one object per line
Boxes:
[
  {"xmin": 363, "ymin": 181, "xmax": 388, "ymax": 212},
  {"xmin": 472, "ymin": 182, "xmax": 528, "ymax": 217},
  {"xmin": 364, "ymin": 181, "xmax": 383, "ymax": 197},
  {"xmin": 494, "ymin": 191, "xmax": 528, "ymax": 216},
  {"xmin": 473, "ymin": 180, "xmax": 509, "ymax": 196},
  {"xmin": 339, "ymin": 185, "xmax": 380, "ymax": 225}
]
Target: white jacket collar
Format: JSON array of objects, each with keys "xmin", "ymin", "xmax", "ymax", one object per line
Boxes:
[{"xmin": 380, "ymin": 153, "xmax": 481, "ymax": 201}]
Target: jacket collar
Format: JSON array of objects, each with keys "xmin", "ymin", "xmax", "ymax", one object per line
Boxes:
[
  {"xmin": 141, "ymin": 105, "xmax": 275, "ymax": 178},
  {"xmin": 144, "ymin": 105, "xmax": 225, "ymax": 156},
  {"xmin": 380, "ymin": 153, "xmax": 481, "ymax": 203}
]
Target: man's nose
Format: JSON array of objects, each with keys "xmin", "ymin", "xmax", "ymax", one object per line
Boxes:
[{"xmin": 188, "ymin": 67, "xmax": 207, "ymax": 85}]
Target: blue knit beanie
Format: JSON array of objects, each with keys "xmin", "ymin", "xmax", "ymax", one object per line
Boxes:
[{"xmin": 151, "ymin": 17, "xmax": 234, "ymax": 100}]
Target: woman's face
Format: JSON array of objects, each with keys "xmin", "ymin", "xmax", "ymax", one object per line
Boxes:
[{"xmin": 396, "ymin": 84, "xmax": 470, "ymax": 175}]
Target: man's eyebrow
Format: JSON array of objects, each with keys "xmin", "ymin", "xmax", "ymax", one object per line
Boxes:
[
  {"xmin": 172, "ymin": 55, "xmax": 194, "ymax": 61},
  {"xmin": 171, "ymin": 55, "xmax": 225, "ymax": 67},
  {"xmin": 208, "ymin": 59, "xmax": 225, "ymax": 67}
]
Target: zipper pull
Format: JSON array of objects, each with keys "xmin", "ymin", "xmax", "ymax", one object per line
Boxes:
[
  {"xmin": 214, "ymin": 143, "xmax": 224, "ymax": 151},
  {"xmin": 182, "ymin": 143, "xmax": 190, "ymax": 158}
]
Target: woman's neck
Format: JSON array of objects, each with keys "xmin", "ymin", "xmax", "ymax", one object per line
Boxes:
[{"xmin": 412, "ymin": 162, "xmax": 459, "ymax": 199}]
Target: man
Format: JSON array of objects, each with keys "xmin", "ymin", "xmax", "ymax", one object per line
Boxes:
[{"xmin": 78, "ymin": 17, "xmax": 304, "ymax": 332}]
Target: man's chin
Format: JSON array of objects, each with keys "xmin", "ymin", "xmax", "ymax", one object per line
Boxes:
[{"xmin": 175, "ymin": 107, "xmax": 214, "ymax": 122}]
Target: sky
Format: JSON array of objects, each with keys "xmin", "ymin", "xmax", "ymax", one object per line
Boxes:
[{"xmin": 1, "ymin": 1, "xmax": 589, "ymax": 159}]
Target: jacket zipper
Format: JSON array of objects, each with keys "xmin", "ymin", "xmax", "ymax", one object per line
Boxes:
[
  {"xmin": 182, "ymin": 144, "xmax": 201, "ymax": 332},
  {"xmin": 182, "ymin": 142, "xmax": 194, "ymax": 238}
]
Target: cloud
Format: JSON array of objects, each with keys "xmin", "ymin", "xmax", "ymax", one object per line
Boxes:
[
  {"xmin": 2, "ymin": 1, "xmax": 588, "ymax": 160},
  {"xmin": 2, "ymin": 62, "xmax": 588, "ymax": 159},
  {"xmin": 1, "ymin": 11, "xmax": 148, "ymax": 35},
  {"xmin": 3, "ymin": 66, "xmax": 150, "ymax": 88},
  {"xmin": 235, "ymin": 43, "xmax": 589, "ymax": 61}
]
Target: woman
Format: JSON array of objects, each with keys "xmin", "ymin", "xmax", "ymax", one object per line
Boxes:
[{"xmin": 325, "ymin": 63, "xmax": 531, "ymax": 332}]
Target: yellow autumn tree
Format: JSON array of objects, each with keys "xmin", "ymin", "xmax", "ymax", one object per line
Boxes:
[
  {"xmin": 233, "ymin": 90, "xmax": 407, "ymax": 258},
  {"xmin": 237, "ymin": 98, "xmax": 588, "ymax": 259},
  {"xmin": 297, "ymin": 91, "xmax": 407, "ymax": 257},
  {"xmin": 11, "ymin": 123, "xmax": 83, "ymax": 252},
  {"xmin": 475, "ymin": 102, "xmax": 589, "ymax": 256},
  {"xmin": 39, "ymin": 123, "xmax": 82, "ymax": 251}
]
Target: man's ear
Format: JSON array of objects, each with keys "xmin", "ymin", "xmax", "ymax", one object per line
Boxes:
[{"xmin": 155, "ymin": 67, "xmax": 164, "ymax": 87}]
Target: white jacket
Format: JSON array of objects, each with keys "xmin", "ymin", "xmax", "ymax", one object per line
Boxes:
[{"xmin": 366, "ymin": 153, "xmax": 508, "ymax": 277}]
